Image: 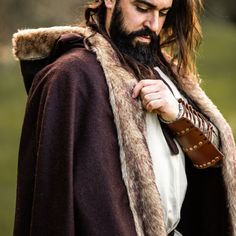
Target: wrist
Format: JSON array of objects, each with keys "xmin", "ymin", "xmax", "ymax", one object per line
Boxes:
[{"xmin": 160, "ymin": 100, "xmax": 184, "ymax": 124}]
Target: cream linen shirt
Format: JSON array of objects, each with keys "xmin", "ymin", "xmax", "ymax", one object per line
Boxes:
[{"xmin": 145, "ymin": 67, "xmax": 188, "ymax": 235}]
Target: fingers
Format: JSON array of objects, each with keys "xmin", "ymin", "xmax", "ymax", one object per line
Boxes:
[
  {"xmin": 134, "ymin": 80, "xmax": 167, "ymax": 112},
  {"xmin": 132, "ymin": 79, "xmax": 179, "ymax": 121},
  {"xmin": 142, "ymin": 92, "xmax": 161, "ymax": 107},
  {"xmin": 145, "ymin": 98, "xmax": 163, "ymax": 112},
  {"xmin": 132, "ymin": 80, "xmax": 163, "ymax": 98}
]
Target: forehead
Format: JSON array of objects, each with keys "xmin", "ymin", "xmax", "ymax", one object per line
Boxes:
[{"xmin": 120, "ymin": 0, "xmax": 173, "ymax": 9}]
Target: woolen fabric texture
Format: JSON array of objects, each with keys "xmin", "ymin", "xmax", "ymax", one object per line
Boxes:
[{"xmin": 12, "ymin": 26, "xmax": 236, "ymax": 236}]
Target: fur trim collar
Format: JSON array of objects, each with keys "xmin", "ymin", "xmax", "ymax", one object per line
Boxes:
[
  {"xmin": 12, "ymin": 26, "xmax": 88, "ymax": 60},
  {"xmin": 13, "ymin": 26, "xmax": 236, "ymax": 235}
]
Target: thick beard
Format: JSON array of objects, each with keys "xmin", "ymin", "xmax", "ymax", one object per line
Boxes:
[{"xmin": 109, "ymin": 3, "xmax": 161, "ymax": 67}]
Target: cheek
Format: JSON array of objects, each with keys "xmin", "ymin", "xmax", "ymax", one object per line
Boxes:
[
  {"xmin": 160, "ymin": 17, "xmax": 166, "ymax": 27},
  {"xmin": 157, "ymin": 17, "xmax": 167, "ymax": 35},
  {"xmin": 121, "ymin": 6, "xmax": 145, "ymax": 33},
  {"xmin": 126, "ymin": 18, "xmax": 143, "ymax": 32}
]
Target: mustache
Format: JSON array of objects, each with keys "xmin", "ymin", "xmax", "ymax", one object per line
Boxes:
[{"xmin": 127, "ymin": 27, "xmax": 158, "ymax": 40}]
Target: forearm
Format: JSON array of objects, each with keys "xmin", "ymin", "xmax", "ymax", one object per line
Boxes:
[{"xmin": 167, "ymin": 99, "xmax": 223, "ymax": 169}]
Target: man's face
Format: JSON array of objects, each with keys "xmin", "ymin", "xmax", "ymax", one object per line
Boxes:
[{"xmin": 105, "ymin": 0, "xmax": 173, "ymax": 66}]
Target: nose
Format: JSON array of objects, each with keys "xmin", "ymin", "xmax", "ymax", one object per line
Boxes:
[{"xmin": 144, "ymin": 11, "xmax": 159, "ymax": 33}]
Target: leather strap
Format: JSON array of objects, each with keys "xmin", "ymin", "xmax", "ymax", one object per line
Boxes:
[{"xmin": 167, "ymin": 99, "xmax": 223, "ymax": 168}]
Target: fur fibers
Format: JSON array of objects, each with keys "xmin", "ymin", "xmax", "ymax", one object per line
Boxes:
[{"xmin": 13, "ymin": 26, "xmax": 236, "ymax": 235}]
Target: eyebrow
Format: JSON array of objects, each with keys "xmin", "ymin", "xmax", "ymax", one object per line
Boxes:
[{"xmin": 133, "ymin": 0, "xmax": 172, "ymax": 11}]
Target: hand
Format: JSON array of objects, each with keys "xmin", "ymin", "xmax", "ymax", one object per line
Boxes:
[{"xmin": 132, "ymin": 79, "xmax": 179, "ymax": 122}]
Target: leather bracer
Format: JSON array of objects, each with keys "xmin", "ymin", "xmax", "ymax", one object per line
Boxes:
[{"xmin": 167, "ymin": 99, "xmax": 223, "ymax": 169}]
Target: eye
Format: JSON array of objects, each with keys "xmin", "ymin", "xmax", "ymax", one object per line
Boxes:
[
  {"xmin": 159, "ymin": 9, "xmax": 170, "ymax": 17},
  {"xmin": 135, "ymin": 4, "xmax": 150, "ymax": 13}
]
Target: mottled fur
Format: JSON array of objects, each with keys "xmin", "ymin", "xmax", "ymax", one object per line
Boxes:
[{"xmin": 13, "ymin": 26, "xmax": 236, "ymax": 235}]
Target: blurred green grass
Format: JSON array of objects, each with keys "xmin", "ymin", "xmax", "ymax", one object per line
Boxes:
[
  {"xmin": 198, "ymin": 20, "xmax": 236, "ymax": 136},
  {"xmin": 0, "ymin": 19, "xmax": 235, "ymax": 235},
  {"xmin": 0, "ymin": 63, "xmax": 26, "ymax": 235}
]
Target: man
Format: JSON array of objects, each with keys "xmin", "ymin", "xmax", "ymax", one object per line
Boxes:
[{"xmin": 12, "ymin": 0, "xmax": 236, "ymax": 235}]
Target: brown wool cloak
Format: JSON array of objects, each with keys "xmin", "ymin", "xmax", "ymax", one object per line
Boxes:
[{"xmin": 12, "ymin": 26, "xmax": 236, "ymax": 236}]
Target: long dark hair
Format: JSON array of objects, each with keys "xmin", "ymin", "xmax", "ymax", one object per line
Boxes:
[{"xmin": 84, "ymin": 0, "xmax": 203, "ymax": 80}]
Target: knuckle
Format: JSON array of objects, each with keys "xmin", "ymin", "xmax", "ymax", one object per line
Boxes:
[
  {"xmin": 148, "ymin": 100, "xmax": 155, "ymax": 109},
  {"xmin": 143, "ymin": 92, "xmax": 149, "ymax": 99},
  {"xmin": 140, "ymin": 86, "xmax": 146, "ymax": 93},
  {"xmin": 140, "ymin": 80, "xmax": 146, "ymax": 86},
  {"xmin": 141, "ymin": 87, "xmax": 149, "ymax": 96},
  {"xmin": 143, "ymin": 94, "xmax": 149, "ymax": 103}
]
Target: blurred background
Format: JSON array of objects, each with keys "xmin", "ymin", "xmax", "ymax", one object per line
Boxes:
[{"xmin": 0, "ymin": 0, "xmax": 235, "ymax": 235}]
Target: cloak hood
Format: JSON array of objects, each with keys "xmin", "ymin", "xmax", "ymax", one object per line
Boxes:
[
  {"xmin": 12, "ymin": 26, "xmax": 88, "ymax": 93},
  {"xmin": 13, "ymin": 26, "xmax": 236, "ymax": 236}
]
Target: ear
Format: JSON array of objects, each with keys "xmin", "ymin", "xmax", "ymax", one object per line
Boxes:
[{"xmin": 104, "ymin": 0, "xmax": 116, "ymax": 9}]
